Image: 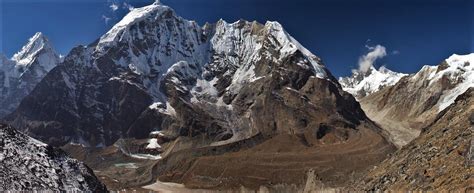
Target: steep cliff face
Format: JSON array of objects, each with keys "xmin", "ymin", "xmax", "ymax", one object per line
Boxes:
[
  {"xmin": 0, "ymin": 124, "xmax": 107, "ymax": 191},
  {"xmin": 0, "ymin": 33, "xmax": 60, "ymax": 118}
]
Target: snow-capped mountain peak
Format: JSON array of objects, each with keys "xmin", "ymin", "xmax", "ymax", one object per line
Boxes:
[
  {"xmin": 412, "ymin": 53, "xmax": 474, "ymax": 111},
  {"xmin": 339, "ymin": 65, "xmax": 407, "ymax": 99},
  {"xmin": 12, "ymin": 32, "xmax": 56, "ymax": 66},
  {"xmin": 264, "ymin": 21, "xmax": 327, "ymax": 78},
  {"xmin": 0, "ymin": 32, "xmax": 60, "ymax": 118},
  {"xmin": 7, "ymin": 2, "xmax": 341, "ymax": 147},
  {"xmin": 97, "ymin": 3, "xmax": 174, "ymax": 50},
  {"xmin": 92, "ymin": 2, "xmax": 331, "ymax": 102}
]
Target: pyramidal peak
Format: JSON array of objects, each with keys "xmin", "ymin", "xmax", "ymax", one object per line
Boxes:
[
  {"xmin": 97, "ymin": 2, "xmax": 174, "ymax": 49},
  {"xmin": 11, "ymin": 32, "xmax": 56, "ymax": 65},
  {"xmin": 0, "ymin": 32, "xmax": 60, "ymax": 118}
]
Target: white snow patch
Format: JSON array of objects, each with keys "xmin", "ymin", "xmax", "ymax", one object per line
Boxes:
[
  {"xmin": 150, "ymin": 130, "xmax": 164, "ymax": 136},
  {"xmin": 98, "ymin": 3, "xmax": 171, "ymax": 49},
  {"xmin": 265, "ymin": 21, "xmax": 327, "ymax": 79},
  {"xmin": 146, "ymin": 138, "xmax": 161, "ymax": 149},
  {"xmin": 149, "ymin": 102, "xmax": 163, "ymax": 109},
  {"xmin": 340, "ymin": 66, "xmax": 407, "ymax": 99},
  {"xmin": 437, "ymin": 54, "xmax": 474, "ymax": 111},
  {"xmin": 128, "ymin": 153, "xmax": 162, "ymax": 160}
]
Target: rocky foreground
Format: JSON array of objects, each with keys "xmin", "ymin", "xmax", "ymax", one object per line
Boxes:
[
  {"xmin": 359, "ymin": 54, "xmax": 474, "ymax": 147},
  {"xmin": 0, "ymin": 124, "xmax": 106, "ymax": 191},
  {"xmin": 355, "ymin": 88, "xmax": 474, "ymax": 191}
]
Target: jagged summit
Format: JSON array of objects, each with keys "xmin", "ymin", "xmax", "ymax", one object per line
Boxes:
[
  {"xmin": 97, "ymin": 3, "xmax": 174, "ymax": 49},
  {"xmin": 153, "ymin": 0, "xmax": 161, "ymax": 5},
  {"xmin": 412, "ymin": 53, "xmax": 474, "ymax": 111},
  {"xmin": 0, "ymin": 32, "xmax": 60, "ymax": 118},
  {"xmin": 12, "ymin": 32, "xmax": 56, "ymax": 65},
  {"xmin": 339, "ymin": 65, "xmax": 407, "ymax": 99},
  {"xmin": 9, "ymin": 2, "xmax": 337, "ymax": 146},
  {"xmin": 96, "ymin": 2, "xmax": 328, "ymax": 80}
]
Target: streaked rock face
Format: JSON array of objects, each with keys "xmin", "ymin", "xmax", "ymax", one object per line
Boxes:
[{"xmin": 0, "ymin": 124, "xmax": 107, "ymax": 191}]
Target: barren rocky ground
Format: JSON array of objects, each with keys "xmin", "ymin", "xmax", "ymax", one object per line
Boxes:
[{"xmin": 355, "ymin": 88, "xmax": 474, "ymax": 191}]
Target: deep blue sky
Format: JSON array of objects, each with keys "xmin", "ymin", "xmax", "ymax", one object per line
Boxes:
[{"xmin": 1, "ymin": 0, "xmax": 473, "ymax": 77}]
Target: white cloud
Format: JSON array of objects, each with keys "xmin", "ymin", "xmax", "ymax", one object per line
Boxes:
[
  {"xmin": 102, "ymin": 15, "xmax": 111, "ymax": 25},
  {"xmin": 391, "ymin": 50, "xmax": 400, "ymax": 55},
  {"xmin": 358, "ymin": 45, "xmax": 387, "ymax": 72},
  {"xmin": 110, "ymin": 3, "xmax": 119, "ymax": 11}
]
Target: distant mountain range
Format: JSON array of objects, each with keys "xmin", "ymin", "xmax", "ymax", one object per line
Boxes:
[
  {"xmin": 350, "ymin": 54, "xmax": 473, "ymax": 147},
  {"xmin": 339, "ymin": 65, "xmax": 407, "ymax": 99}
]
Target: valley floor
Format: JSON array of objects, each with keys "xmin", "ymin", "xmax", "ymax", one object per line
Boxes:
[
  {"xmin": 143, "ymin": 180, "xmax": 213, "ymax": 193},
  {"xmin": 361, "ymin": 102, "xmax": 421, "ymax": 148}
]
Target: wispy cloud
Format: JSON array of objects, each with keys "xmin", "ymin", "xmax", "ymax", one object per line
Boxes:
[
  {"xmin": 123, "ymin": 2, "xmax": 134, "ymax": 11},
  {"xmin": 110, "ymin": 3, "xmax": 119, "ymax": 12},
  {"xmin": 358, "ymin": 44, "xmax": 387, "ymax": 72},
  {"xmin": 103, "ymin": 0, "xmax": 136, "ymax": 26},
  {"xmin": 102, "ymin": 15, "xmax": 111, "ymax": 25}
]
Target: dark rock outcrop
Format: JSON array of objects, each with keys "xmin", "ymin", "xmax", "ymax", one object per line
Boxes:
[{"xmin": 0, "ymin": 124, "xmax": 107, "ymax": 191}]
